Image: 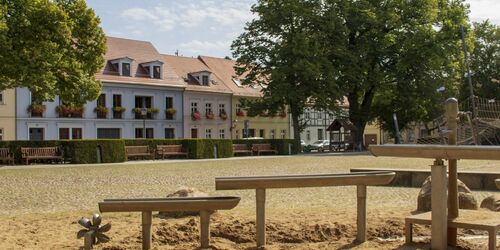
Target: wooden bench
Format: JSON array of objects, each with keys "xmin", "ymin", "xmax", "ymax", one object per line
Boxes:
[
  {"xmin": 215, "ymin": 171, "xmax": 395, "ymax": 247},
  {"xmin": 20, "ymin": 147, "xmax": 63, "ymax": 165},
  {"xmin": 99, "ymin": 196, "xmax": 240, "ymax": 249},
  {"xmin": 251, "ymin": 143, "xmax": 278, "ymax": 156},
  {"xmin": 406, "ymin": 209, "xmax": 500, "ymax": 250},
  {"xmin": 125, "ymin": 146, "xmax": 154, "ymax": 160},
  {"xmin": 0, "ymin": 148, "xmax": 14, "ymax": 165},
  {"xmin": 155, "ymin": 145, "xmax": 188, "ymax": 159},
  {"xmin": 232, "ymin": 144, "xmax": 252, "ymax": 156}
]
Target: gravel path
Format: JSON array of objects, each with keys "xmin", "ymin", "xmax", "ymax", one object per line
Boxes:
[{"xmin": 0, "ymin": 155, "xmax": 498, "ymax": 215}]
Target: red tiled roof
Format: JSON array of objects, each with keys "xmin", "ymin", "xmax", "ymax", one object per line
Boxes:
[{"xmin": 95, "ymin": 37, "xmax": 185, "ymax": 88}]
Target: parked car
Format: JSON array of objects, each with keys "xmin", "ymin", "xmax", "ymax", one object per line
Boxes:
[
  {"xmin": 300, "ymin": 140, "xmax": 307, "ymax": 152},
  {"xmin": 309, "ymin": 140, "xmax": 330, "ymax": 152}
]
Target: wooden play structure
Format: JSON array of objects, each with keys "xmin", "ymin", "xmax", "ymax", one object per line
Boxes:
[
  {"xmin": 215, "ymin": 171, "xmax": 395, "ymax": 247},
  {"xmin": 369, "ymin": 98, "xmax": 500, "ymax": 250},
  {"xmin": 327, "ymin": 118, "xmax": 356, "ymax": 151},
  {"xmin": 98, "ymin": 196, "xmax": 240, "ymax": 249}
]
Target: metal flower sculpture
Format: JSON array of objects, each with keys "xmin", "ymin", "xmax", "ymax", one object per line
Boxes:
[{"xmin": 77, "ymin": 214, "xmax": 111, "ymax": 247}]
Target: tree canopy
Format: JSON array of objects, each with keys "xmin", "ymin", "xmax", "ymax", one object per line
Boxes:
[
  {"xmin": 0, "ymin": 0, "xmax": 106, "ymax": 104},
  {"xmin": 233, "ymin": 0, "xmax": 471, "ymax": 147}
]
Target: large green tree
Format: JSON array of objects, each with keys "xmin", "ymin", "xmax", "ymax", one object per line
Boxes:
[
  {"xmin": 232, "ymin": 0, "xmax": 341, "ymax": 140},
  {"xmin": 320, "ymin": 0, "xmax": 470, "ymax": 147},
  {"xmin": 0, "ymin": 0, "xmax": 106, "ymax": 104},
  {"xmin": 460, "ymin": 20, "xmax": 500, "ymax": 101}
]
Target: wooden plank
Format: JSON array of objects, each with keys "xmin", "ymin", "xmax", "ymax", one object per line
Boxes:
[
  {"xmin": 431, "ymin": 160, "xmax": 447, "ymax": 250},
  {"xmin": 200, "ymin": 211, "xmax": 210, "ymax": 249},
  {"xmin": 445, "ymin": 98, "xmax": 459, "ymax": 246},
  {"xmin": 99, "ymin": 196, "xmax": 240, "ymax": 213},
  {"xmin": 356, "ymin": 185, "xmax": 367, "ymax": 242},
  {"xmin": 496, "ymin": 179, "xmax": 500, "ymax": 190},
  {"xmin": 215, "ymin": 171, "xmax": 395, "ymax": 190},
  {"xmin": 369, "ymin": 144, "xmax": 500, "ymax": 160},
  {"xmin": 256, "ymin": 189, "xmax": 266, "ymax": 248},
  {"xmin": 142, "ymin": 211, "xmax": 152, "ymax": 250}
]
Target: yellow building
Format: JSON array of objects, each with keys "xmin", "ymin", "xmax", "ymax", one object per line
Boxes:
[
  {"xmin": 363, "ymin": 122, "xmax": 382, "ymax": 147},
  {"xmin": 199, "ymin": 56, "xmax": 290, "ymax": 139},
  {"xmin": 0, "ymin": 88, "xmax": 16, "ymax": 140}
]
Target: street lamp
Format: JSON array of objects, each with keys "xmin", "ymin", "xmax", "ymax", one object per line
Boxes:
[{"xmin": 141, "ymin": 108, "xmax": 147, "ymax": 138}]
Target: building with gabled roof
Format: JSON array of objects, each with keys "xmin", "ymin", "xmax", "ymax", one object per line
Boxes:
[
  {"xmin": 163, "ymin": 54, "xmax": 232, "ymax": 139},
  {"xmin": 16, "ymin": 37, "xmax": 186, "ymax": 140},
  {"xmin": 199, "ymin": 56, "xmax": 290, "ymax": 139}
]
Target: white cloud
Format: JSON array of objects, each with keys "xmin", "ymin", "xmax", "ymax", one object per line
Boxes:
[
  {"xmin": 121, "ymin": 8, "xmax": 158, "ymax": 21},
  {"xmin": 180, "ymin": 40, "xmax": 231, "ymax": 54},
  {"xmin": 466, "ymin": 0, "xmax": 500, "ymax": 25}
]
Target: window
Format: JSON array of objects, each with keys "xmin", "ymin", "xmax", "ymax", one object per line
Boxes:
[
  {"xmin": 97, "ymin": 128, "xmax": 120, "ymax": 139},
  {"xmin": 281, "ymin": 129, "xmax": 286, "ymax": 139},
  {"xmin": 318, "ymin": 112, "xmax": 322, "ymax": 119},
  {"xmin": 232, "ymin": 78, "xmax": 243, "ymax": 87},
  {"xmin": 270, "ymin": 129, "xmax": 275, "ymax": 139},
  {"xmin": 318, "ymin": 129, "xmax": 324, "ymax": 140},
  {"xmin": 59, "ymin": 128, "xmax": 70, "ymax": 140},
  {"xmin": 218, "ymin": 104, "xmax": 225, "ymax": 115},
  {"xmin": 165, "ymin": 97, "xmax": 174, "ymax": 120},
  {"xmin": 153, "ymin": 66, "xmax": 161, "ymax": 79},
  {"xmin": 202, "ymin": 75, "xmax": 209, "ymax": 85},
  {"xmin": 235, "ymin": 130, "xmax": 240, "ymax": 139},
  {"xmin": 305, "ymin": 113, "xmax": 311, "ymax": 119},
  {"xmin": 135, "ymin": 96, "xmax": 152, "ymax": 119},
  {"xmin": 191, "ymin": 102, "xmax": 198, "ymax": 113},
  {"xmin": 29, "ymin": 128, "xmax": 44, "ymax": 141},
  {"xmin": 306, "ymin": 130, "xmax": 311, "ymax": 141},
  {"xmin": 0, "ymin": 128, "xmax": 3, "ymax": 140},
  {"xmin": 248, "ymin": 129, "xmax": 255, "ymax": 138},
  {"xmin": 205, "ymin": 129, "xmax": 212, "ymax": 138},
  {"xmin": 236, "ymin": 103, "xmax": 242, "ymax": 113},
  {"xmin": 259, "ymin": 129, "xmax": 265, "ymax": 138},
  {"xmin": 97, "ymin": 94, "xmax": 106, "ymax": 107},
  {"xmin": 191, "ymin": 128, "xmax": 198, "ymax": 138},
  {"xmin": 0, "ymin": 91, "xmax": 3, "ymax": 104},
  {"xmin": 135, "ymin": 128, "xmax": 154, "ymax": 138},
  {"xmin": 113, "ymin": 94, "xmax": 122, "ymax": 119},
  {"xmin": 72, "ymin": 128, "xmax": 82, "ymax": 139},
  {"xmin": 219, "ymin": 129, "xmax": 225, "ymax": 139},
  {"xmin": 165, "ymin": 128, "xmax": 175, "ymax": 139},
  {"xmin": 122, "ymin": 63, "xmax": 131, "ymax": 76},
  {"xmin": 205, "ymin": 103, "xmax": 212, "ymax": 114}
]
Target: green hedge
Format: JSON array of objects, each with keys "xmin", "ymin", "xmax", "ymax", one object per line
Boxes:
[
  {"xmin": 0, "ymin": 139, "xmax": 126, "ymax": 164},
  {"xmin": 232, "ymin": 139, "xmax": 300, "ymax": 155},
  {"xmin": 123, "ymin": 139, "xmax": 233, "ymax": 159}
]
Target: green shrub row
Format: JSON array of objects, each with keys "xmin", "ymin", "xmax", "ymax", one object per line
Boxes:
[
  {"xmin": 0, "ymin": 139, "xmax": 298, "ymax": 164},
  {"xmin": 0, "ymin": 140, "xmax": 126, "ymax": 164}
]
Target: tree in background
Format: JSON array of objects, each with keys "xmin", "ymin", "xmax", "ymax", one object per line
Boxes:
[
  {"xmin": 231, "ymin": 0, "xmax": 342, "ymax": 141},
  {"xmin": 0, "ymin": 0, "xmax": 106, "ymax": 105},
  {"xmin": 320, "ymin": 0, "xmax": 470, "ymax": 147},
  {"xmin": 461, "ymin": 20, "xmax": 500, "ymax": 101}
]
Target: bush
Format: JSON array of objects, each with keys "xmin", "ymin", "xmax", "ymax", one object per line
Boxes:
[
  {"xmin": 63, "ymin": 140, "xmax": 126, "ymax": 164},
  {"xmin": 232, "ymin": 139, "xmax": 300, "ymax": 155},
  {"xmin": 124, "ymin": 139, "xmax": 233, "ymax": 159},
  {"xmin": 0, "ymin": 140, "xmax": 61, "ymax": 164}
]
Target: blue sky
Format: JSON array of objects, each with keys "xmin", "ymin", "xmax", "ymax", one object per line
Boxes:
[{"xmin": 86, "ymin": 0, "xmax": 500, "ymax": 58}]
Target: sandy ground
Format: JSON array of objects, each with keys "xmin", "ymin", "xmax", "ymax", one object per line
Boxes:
[{"xmin": 0, "ymin": 154, "xmax": 498, "ymax": 249}]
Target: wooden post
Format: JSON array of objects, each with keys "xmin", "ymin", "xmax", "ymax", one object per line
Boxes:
[
  {"xmin": 142, "ymin": 211, "xmax": 152, "ymax": 250},
  {"xmin": 84, "ymin": 231, "xmax": 93, "ymax": 250},
  {"xmin": 431, "ymin": 159, "xmax": 448, "ymax": 250},
  {"xmin": 445, "ymin": 98, "xmax": 459, "ymax": 246},
  {"xmin": 356, "ymin": 185, "xmax": 367, "ymax": 242},
  {"xmin": 200, "ymin": 210, "xmax": 211, "ymax": 249},
  {"xmin": 256, "ymin": 189, "xmax": 266, "ymax": 248}
]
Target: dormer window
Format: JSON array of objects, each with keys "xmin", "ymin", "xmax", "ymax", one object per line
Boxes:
[
  {"xmin": 202, "ymin": 75, "xmax": 209, "ymax": 85},
  {"xmin": 232, "ymin": 78, "xmax": 243, "ymax": 87},
  {"xmin": 140, "ymin": 61, "xmax": 163, "ymax": 79},
  {"xmin": 109, "ymin": 57, "xmax": 134, "ymax": 77},
  {"xmin": 189, "ymin": 71, "xmax": 211, "ymax": 86}
]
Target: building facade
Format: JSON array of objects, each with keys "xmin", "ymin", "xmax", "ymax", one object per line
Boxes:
[
  {"xmin": 0, "ymin": 88, "xmax": 16, "ymax": 140},
  {"xmin": 199, "ymin": 56, "xmax": 290, "ymax": 139},
  {"xmin": 164, "ymin": 55, "xmax": 232, "ymax": 139},
  {"xmin": 15, "ymin": 37, "xmax": 186, "ymax": 140}
]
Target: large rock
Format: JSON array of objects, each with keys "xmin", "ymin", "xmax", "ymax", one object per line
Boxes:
[
  {"xmin": 480, "ymin": 195, "xmax": 500, "ymax": 212},
  {"xmin": 417, "ymin": 176, "xmax": 478, "ymax": 212},
  {"xmin": 158, "ymin": 187, "xmax": 209, "ymax": 218}
]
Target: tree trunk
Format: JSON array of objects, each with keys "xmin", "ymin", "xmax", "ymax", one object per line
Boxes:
[{"xmin": 290, "ymin": 103, "xmax": 302, "ymax": 144}]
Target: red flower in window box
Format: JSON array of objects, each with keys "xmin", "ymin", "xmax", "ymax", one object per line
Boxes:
[
  {"xmin": 206, "ymin": 111, "xmax": 214, "ymax": 119},
  {"xmin": 191, "ymin": 111, "xmax": 201, "ymax": 121},
  {"xmin": 219, "ymin": 111, "xmax": 228, "ymax": 120},
  {"xmin": 236, "ymin": 111, "xmax": 245, "ymax": 117}
]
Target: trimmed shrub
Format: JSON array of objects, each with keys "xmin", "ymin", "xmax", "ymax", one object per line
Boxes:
[
  {"xmin": 63, "ymin": 140, "xmax": 126, "ymax": 164},
  {"xmin": 232, "ymin": 139, "xmax": 300, "ymax": 155},
  {"xmin": 124, "ymin": 139, "xmax": 233, "ymax": 159},
  {"xmin": 0, "ymin": 140, "xmax": 62, "ymax": 164}
]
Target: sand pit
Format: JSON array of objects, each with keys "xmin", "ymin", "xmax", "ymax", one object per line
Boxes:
[{"xmin": 0, "ymin": 155, "xmax": 498, "ymax": 249}]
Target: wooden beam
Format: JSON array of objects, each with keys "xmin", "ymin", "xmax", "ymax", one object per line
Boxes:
[
  {"xmin": 142, "ymin": 211, "xmax": 152, "ymax": 250},
  {"xmin": 356, "ymin": 185, "xmax": 367, "ymax": 242},
  {"xmin": 256, "ymin": 189, "xmax": 266, "ymax": 248},
  {"xmin": 200, "ymin": 211, "xmax": 210, "ymax": 249},
  {"xmin": 431, "ymin": 159, "xmax": 448, "ymax": 250},
  {"xmin": 369, "ymin": 144, "xmax": 500, "ymax": 160},
  {"xmin": 445, "ymin": 98, "xmax": 459, "ymax": 246}
]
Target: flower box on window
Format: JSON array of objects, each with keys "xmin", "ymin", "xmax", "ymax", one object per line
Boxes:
[
  {"xmin": 206, "ymin": 111, "xmax": 214, "ymax": 119},
  {"xmin": 94, "ymin": 106, "xmax": 109, "ymax": 119},
  {"xmin": 192, "ymin": 111, "xmax": 201, "ymax": 121},
  {"xmin": 236, "ymin": 111, "xmax": 245, "ymax": 117},
  {"xmin": 219, "ymin": 111, "xmax": 228, "ymax": 120},
  {"xmin": 27, "ymin": 104, "xmax": 46, "ymax": 117},
  {"xmin": 166, "ymin": 108, "xmax": 177, "ymax": 115}
]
